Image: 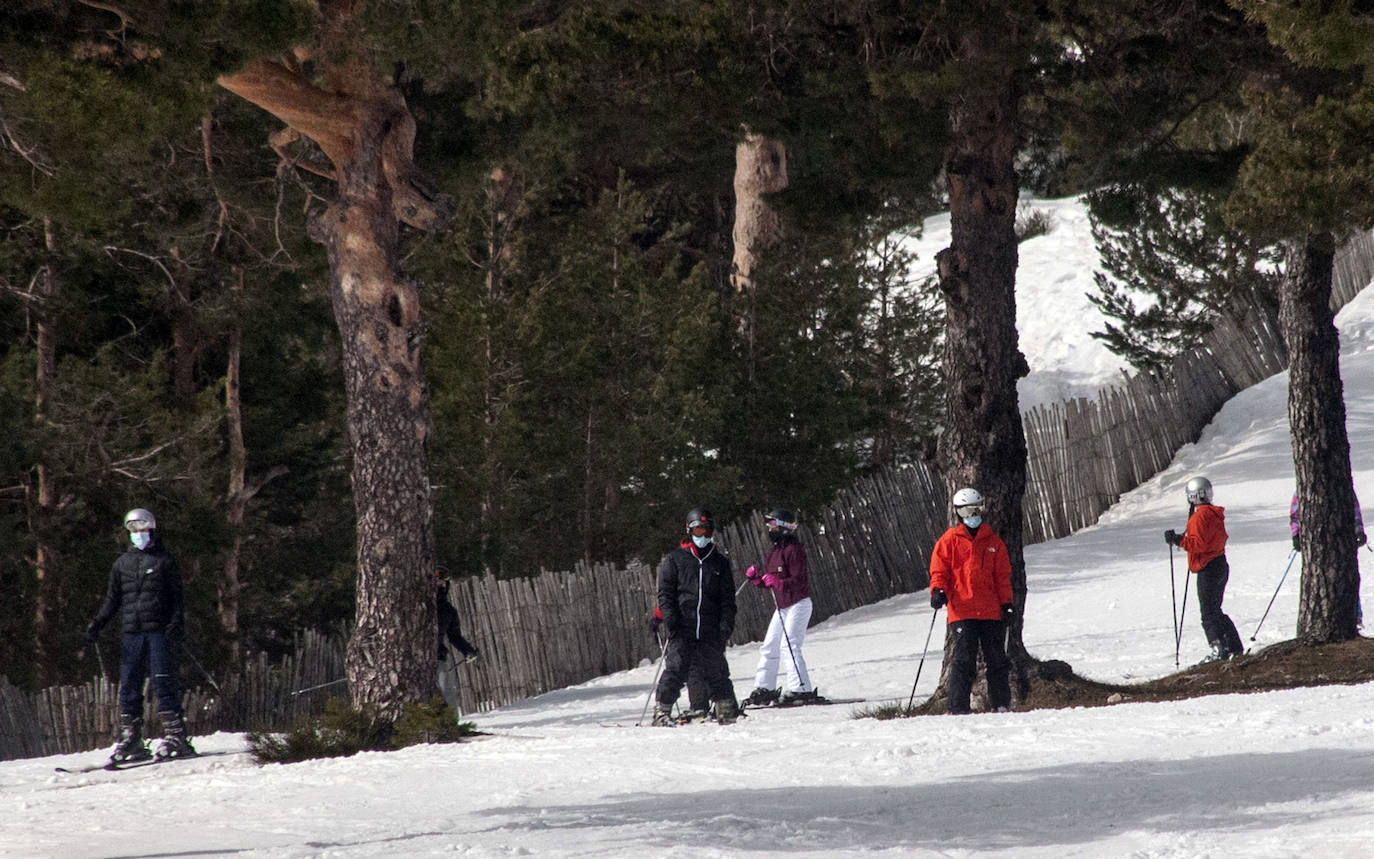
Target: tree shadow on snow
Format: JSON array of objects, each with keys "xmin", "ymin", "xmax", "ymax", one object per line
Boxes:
[{"xmin": 477, "ymin": 746, "xmax": 1374, "ymax": 852}]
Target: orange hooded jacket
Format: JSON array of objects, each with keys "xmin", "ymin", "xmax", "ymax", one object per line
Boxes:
[
  {"xmin": 1179, "ymin": 503, "xmax": 1227, "ymax": 572},
  {"xmin": 928, "ymin": 523, "xmax": 1014, "ymax": 622}
]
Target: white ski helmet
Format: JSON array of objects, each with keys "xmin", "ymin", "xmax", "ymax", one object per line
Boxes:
[
  {"xmin": 952, "ymin": 487, "xmax": 985, "ymax": 515},
  {"xmin": 123, "ymin": 508, "xmax": 157, "ymax": 532},
  {"xmin": 1185, "ymin": 476, "xmax": 1213, "ymax": 505}
]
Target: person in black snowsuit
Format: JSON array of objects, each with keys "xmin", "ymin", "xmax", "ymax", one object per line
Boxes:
[
  {"xmin": 651, "ymin": 600, "xmax": 708, "ymax": 716},
  {"xmin": 653, "ymin": 508, "xmax": 740, "ymax": 725},
  {"xmin": 436, "ymin": 563, "xmax": 480, "ymax": 713},
  {"xmin": 85, "ymin": 507, "xmax": 196, "ymax": 762}
]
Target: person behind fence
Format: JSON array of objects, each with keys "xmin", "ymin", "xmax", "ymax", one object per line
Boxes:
[
  {"xmin": 653, "ymin": 507, "xmax": 740, "ymax": 726},
  {"xmin": 1290, "ymin": 490, "xmax": 1367, "ymax": 625},
  {"xmin": 85, "ymin": 507, "xmax": 196, "ymax": 762},
  {"xmin": 928, "ymin": 487, "xmax": 1013, "ymax": 715},
  {"xmin": 1165, "ymin": 476, "xmax": 1244, "ymax": 662},
  {"xmin": 742, "ymin": 507, "xmax": 817, "ymax": 707},
  {"xmin": 436, "ymin": 563, "xmax": 480, "ymax": 712}
]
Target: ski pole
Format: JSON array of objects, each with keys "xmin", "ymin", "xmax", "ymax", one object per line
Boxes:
[
  {"xmin": 446, "ymin": 642, "xmax": 465, "ymax": 720},
  {"xmin": 1169, "ymin": 546, "xmax": 1180, "ymax": 665},
  {"xmin": 290, "ymin": 677, "xmax": 348, "ymax": 696},
  {"xmin": 1175, "ymin": 569, "xmax": 1191, "ymax": 666},
  {"xmin": 906, "ymin": 608, "xmax": 941, "ymax": 712},
  {"xmin": 637, "ymin": 633, "xmax": 669, "ymax": 726},
  {"xmin": 770, "ymin": 589, "xmax": 807, "ymax": 694},
  {"xmin": 1251, "ymin": 549, "xmax": 1299, "ymax": 641}
]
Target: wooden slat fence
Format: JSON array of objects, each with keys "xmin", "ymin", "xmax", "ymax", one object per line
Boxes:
[
  {"xmin": 8, "ymin": 232, "xmax": 1373, "ymax": 760},
  {"xmin": 1021, "ymin": 229, "xmax": 1374, "ymax": 543},
  {"xmin": 0, "ymin": 630, "xmax": 345, "ymax": 761}
]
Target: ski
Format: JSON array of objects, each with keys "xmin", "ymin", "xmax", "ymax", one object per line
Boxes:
[
  {"xmin": 55, "ymin": 749, "xmax": 233, "ymax": 774},
  {"xmin": 746, "ymin": 696, "xmax": 865, "ymax": 710}
]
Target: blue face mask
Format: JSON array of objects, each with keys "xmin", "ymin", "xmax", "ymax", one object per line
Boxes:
[
  {"xmin": 962, "ymin": 515, "xmax": 983, "ymax": 529},
  {"xmin": 692, "ymin": 534, "xmax": 713, "ymax": 549},
  {"xmin": 130, "ymin": 531, "xmax": 151, "ymax": 550}
]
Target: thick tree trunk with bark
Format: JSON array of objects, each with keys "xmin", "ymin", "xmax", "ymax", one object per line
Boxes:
[
  {"xmin": 32, "ymin": 217, "xmax": 61, "ymax": 686},
  {"xmin": 731, "ymin": 133, "xmax": 787, "ymax": 359},
  {"xmin": 314, "ymin": 115, "xmax": 438, "ymax": 718},
  {"xmin": 220, "ymin": 53, "xmax": 451, "ymax": 719},
  {"xmin": 1283, "ymin": 233, "xmax": 1360, "ymax": 643},
  {"xmin": 932, "ymin": 55, "xmax": 1032, "ymax": 705}
]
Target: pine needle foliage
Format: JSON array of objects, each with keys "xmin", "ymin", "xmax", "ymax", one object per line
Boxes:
[{"xmin": 246, "ymin": 697, "xmax": 478, "ymax": 764}]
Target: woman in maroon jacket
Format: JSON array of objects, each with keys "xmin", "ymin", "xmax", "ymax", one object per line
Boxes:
[
  {"xmin": 742, "ymin": 508, "xmax": 818, "ymax": 706},
  {"xmin": 928, "ymin": 488, "xmax": 1014, "ymax": 715}
]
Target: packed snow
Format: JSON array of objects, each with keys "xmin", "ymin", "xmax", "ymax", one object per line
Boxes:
[
  {"xmin": 5, "ymin": 199, "xmax": 1374, "ymax": 858},
  {"xmin": 903, "ymin": 196, "xmax": 1128, "ymax": 410}
]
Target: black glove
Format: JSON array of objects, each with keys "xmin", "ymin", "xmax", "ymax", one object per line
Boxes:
[
  {"xmin": 1292, "ymin": 533, "xmax": 1301, "ymax": 551},
  {"xmin": 1358, "ymin": 532, "xmax": 1368, "ymax": 548},
  {"xmin": 84, "ymin": 622, "xmax": 98, "ymax": 644},
  {"xmin": 1164, "ymin": 529, "xmax": 1183, "ymax": 547},
  {"xmin": 1001, "ymin": 603, "xmax": 1014, "ymax": 622},
  {"xmin": 930, "ymin": 588, "xmax": 947, "ymax": 610}
]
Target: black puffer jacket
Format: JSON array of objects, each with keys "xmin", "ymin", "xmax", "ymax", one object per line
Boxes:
[
  {"xmin": 657, "ymin": 542, "xmax": 737, "ymax": 642},
  {"xmin": 90, "ymin": 533, "xmax": 185, "ymax": 636}
]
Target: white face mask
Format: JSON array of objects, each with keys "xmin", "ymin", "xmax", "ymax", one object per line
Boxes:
[
  {"xmin": 962, "ymin": 515, "xmax": 983, "ymax": 529},
  {"xmin": 691, "ymin": 534, "xmax": 713, "ymax": 549},
  {"xmin": 130, "ymin": 531, "xmax": 151, "ymax": 550}
]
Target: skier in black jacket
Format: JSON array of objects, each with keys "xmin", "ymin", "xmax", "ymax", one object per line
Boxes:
[
  {"xmin": 653, "ymin": 508, "xmax": 740, "ymax": 725},
  {"xmin": 436, "ymin": 563, "xmax": 480, "ymax": 713},
  {"xmin": 86, "ymin": 508, "xmax": 196, "ymax": 762}
]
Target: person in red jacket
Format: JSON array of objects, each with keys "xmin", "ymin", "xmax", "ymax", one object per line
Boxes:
[
  {"xmin": 928, "ymin": 487, "xmax": 1014, "ymax": 715},
  {"xmin": 1166, "ymin": 476, "xmax": 1243, "ymax": 661}
]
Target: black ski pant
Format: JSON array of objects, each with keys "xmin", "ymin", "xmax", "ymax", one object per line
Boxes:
[
  {"xmin": 118, "ymin": 631, "xmax": 180, "ymax": 717},
  {"xmin": 947, "ymin": 619, "xmax": 1011, "ymax": 715},
  {"xmin": 656, "ymin": 636, "xmax": 733, "ymax": 709},
  {"xmin": 1197, "ymin": 555, "xmax": 1243, "ymax": 656}
]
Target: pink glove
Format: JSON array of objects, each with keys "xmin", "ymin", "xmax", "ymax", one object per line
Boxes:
[
  {"xmin": 762, "ymin": 573, "xmax": 780, "ymax": 589},
  {"xmin": 745, "ymin": 564, "xmax": 761, "ymax": 580}
]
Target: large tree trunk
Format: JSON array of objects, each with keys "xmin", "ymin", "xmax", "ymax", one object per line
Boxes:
[
  {"xmin": 932, "ymin": 52, "xmax": 1032, "ymax": 706},
  {"xmin": 31, "ymin": 216, "xmax": 61, "ymax": 686},
  {"xmin": 1283, "ymin": 233, "xmax": 1360, "ymax": 643},
  {"xmin": 220, "ymin": 56, "xmax": 450, "ymax": 719},
  {"xmin": 314, "ymin": 106, "xmax": 439, "ymax": 719},
  {"xmin": 731, "ymin": 133, "xmax": 787, "ymax": 361}
]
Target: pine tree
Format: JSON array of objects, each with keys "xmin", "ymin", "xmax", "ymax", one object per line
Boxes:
[
  {"xmin": 1087, "ymin": 182, "xmax": 1281, "ymax": 374},
  {"xmin": 1222, "ymin": 4, "xmax": 1374, "ymax": 639}
]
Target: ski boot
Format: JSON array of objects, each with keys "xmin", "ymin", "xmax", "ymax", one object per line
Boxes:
[
  {"xmin": 1196, "ymin": 643, "xmax": 1229, "ymax": 665},
  {"xmin": 743, "ymin": 687, "xmax": 780, "ymax": 708},
  {"xmin": 779, "ymin": 688, "xmax": 821, "ymax": 707},
  {"xmin": 708, "ymin": 698, "xmax": 740, "ymax": 725},
  {"xmin": 154, "ymin": 710, "xmax": 198, "ymax": 760},
  {"xmin": 110, "ymin": 714, "xmax": 153, "ymax": 764},
  {"xmin": 651, "ymin": 704, "xmax": 677, "ymax": 727}
]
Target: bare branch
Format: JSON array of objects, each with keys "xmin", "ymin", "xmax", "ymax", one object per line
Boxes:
[
  {"xmin": 0, "ymin": 72, "xmax": 27, "ymax": 92},
  {"xmin": 75, "ymin": 0, "xmax": 134, "ymax": 41},
  {"xmin": 103, "ymin": 245, "xmax": 177, "ymax": 290},
  {"xmin": 0, "ymin": 105, "xmax": 56, "ymax": 177},
  {"xmin": 236, "ymin": 465, "xmax": 289, "ymax": 506}
]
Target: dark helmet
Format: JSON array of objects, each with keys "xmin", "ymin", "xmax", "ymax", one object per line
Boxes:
[
  {"xmin": 766, "ymin": 507, "xmax": 798, "ymax": 533},
  {"xmin": 685, "ymin": 508, "xmax": 714, "ymax": 532},
  {"xmin": 435, "ymin": 562, "xmax": 451, "ymax": 583}
]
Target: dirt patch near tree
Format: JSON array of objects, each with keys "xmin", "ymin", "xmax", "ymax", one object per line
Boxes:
[{"xmin": 1020, "ymin": 636, "xmax": 1374, "ymax": 711}]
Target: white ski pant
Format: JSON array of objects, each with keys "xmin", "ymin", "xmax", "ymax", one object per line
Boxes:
[{"xmin": 752, "ymin": 596, "xmax": 813, "ymax": 692}]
